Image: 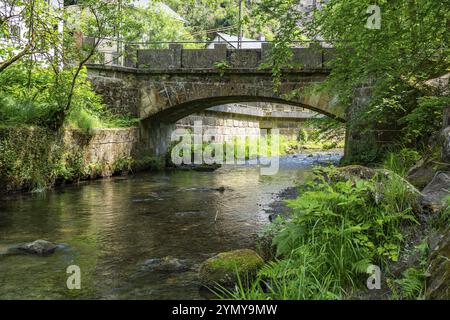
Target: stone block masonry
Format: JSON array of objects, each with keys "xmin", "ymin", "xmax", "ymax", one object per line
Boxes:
[
  {"xmin": 135, "ymin": 43, "xmax": 334, "ymax": 71},
  {"xmin": 175, "ymin": 110, "xmax": 307, "ymax": 142},
  {"xmin": 63, "ymin": 128, "xmax": 141, "ymax": 176}
]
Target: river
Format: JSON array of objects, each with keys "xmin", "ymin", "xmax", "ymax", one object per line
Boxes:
[{"xmin": 0, "ymin": 152, "xmax": 341, "ymax": 299}]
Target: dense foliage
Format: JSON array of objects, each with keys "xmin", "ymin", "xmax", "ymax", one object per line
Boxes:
[
  {"xmin": 1, "ymin": 0, "xmax": 135, "ymax": 129},
  {"xmin": 254, "ymin": 0, "xmax": 450, "ymax": 158},
  {"xmin": 220, "ymin": 166, "xmax": 429, "ymax": 299},
  {"xmin": 165, "ymin": 0, "xmax": 275, "ymax": 41},
  {"xmin": 121, "ymin": 1, "xmax": 196, "ymax": 46}
]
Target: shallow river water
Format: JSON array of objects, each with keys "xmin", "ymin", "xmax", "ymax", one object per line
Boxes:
[{"xmin": 0, "ymin": 152, "xmax": 341, "ymax": 299}]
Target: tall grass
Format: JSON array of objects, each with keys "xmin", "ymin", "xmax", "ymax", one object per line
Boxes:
[{"xmin": 382, "ymin": 148, "xmax": 420, "ymax": 177}]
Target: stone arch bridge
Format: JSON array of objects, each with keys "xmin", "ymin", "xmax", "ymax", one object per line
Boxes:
[{"xmin": 86, "ymin": 44, "xmax": 347, "ymax": 155}]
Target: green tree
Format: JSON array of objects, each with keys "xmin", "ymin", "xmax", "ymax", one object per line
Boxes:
[
  {"xmin": 0, "ymin": 0, "xmax": 62, "ymax": 73},
  {"xmin": 165, "ymin": 0, "xmax": 274, "ymax": 41},
  {"xmin": 1, "ymin": 0, "xmax": 133, "ymax": 129},
  {"xmin": 254, "ymin": 0, "xmax": 450, "ymax": 151},
  {"xmin": 121, "ymin": 1, "xmax": 195, "ymax": 46}
]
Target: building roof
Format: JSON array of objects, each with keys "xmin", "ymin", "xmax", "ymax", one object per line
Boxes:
[{"xmin": 210, "ymin": 32, "xmax": 264, "ymax": 49}]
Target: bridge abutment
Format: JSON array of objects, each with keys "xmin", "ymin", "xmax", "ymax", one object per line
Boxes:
[
  {"xmin": 342, "ymin": 85, "xmax": 400, "ymax": 164},
  {"xmin": 139, "ymin": 120, "xmax": 175, "ymax": 157}
]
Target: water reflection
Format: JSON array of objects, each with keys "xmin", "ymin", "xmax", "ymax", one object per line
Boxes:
[{"xmin": 0, "ymin": 152, "xmax": 341, "ymax": 299}]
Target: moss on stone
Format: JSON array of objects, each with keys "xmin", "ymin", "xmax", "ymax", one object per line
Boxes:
[{"xmin": 199, "ymin": 249, "xmax": 264, "ymax": 288}]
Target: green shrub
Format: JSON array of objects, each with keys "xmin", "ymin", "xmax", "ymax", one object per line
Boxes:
[
  {"xmin": 0, "ymin": 127, "xmax": 64, "ymax": 191},
  {"xmin": 398, "ymin": 96, "xmax": 449, "ymax": 148},
  {"xmin": 387, "ymin": 240, "xmax": 428, "ymax": 300}
]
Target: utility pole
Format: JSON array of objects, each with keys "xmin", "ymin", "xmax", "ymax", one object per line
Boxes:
[
  {"xmin": 117, "ymin": 0, "xmax": 122, "ymax": 65},
  {"xmin": 237, "ymin": 0, "xmax": 243, "ymax": 49}
]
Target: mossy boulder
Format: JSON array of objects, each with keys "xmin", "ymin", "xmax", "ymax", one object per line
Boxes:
[
  {"xmin": 420, "ymin": 172, "xmax": 450, "ymax": 212},
  {"xmin": 199, "ymin": 249, "xmax": 264, "ymax": 288},
  {"xmin": 319, "ymin": 165, "xmax": 395, "ymax": 184},
  {"xmin": 333, "ymin": 165, "xmax": 378, "ymax": 181},
  {"xmin": 322, "ymin": 165, "xmax": 419, "ymax": 192},
  {"xmin": 426, "ymin": 226, "xmax": 450, "ymax": 299},
  {"xmin": 407, "ymin": 156, "xmax": 450, "ymax": 190}
]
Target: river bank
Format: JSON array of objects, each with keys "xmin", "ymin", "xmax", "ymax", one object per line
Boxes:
[
  {"xmin": 0, "ymin": 126, "xmax": 163, "ymax": 194},
  {"xmin": 0, "ymin": 124, "xmax": 343, "ymax": 195},
  {"xmin": 230, "ymin": 165, "xmax": 449, "ymax": 300}
]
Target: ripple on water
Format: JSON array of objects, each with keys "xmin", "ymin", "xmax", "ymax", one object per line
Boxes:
[{"xmin": 0, "ymin": 152, "xmax": 342, "ymax": 299}]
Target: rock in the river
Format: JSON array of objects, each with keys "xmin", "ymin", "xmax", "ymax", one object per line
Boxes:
[
  {"xmin": 199, "ymin": 249, "xmax": 264, "ymax": 288},
  {"xmin": 426, "ymin": 226, "xmax": 450, "ymax": 299},
  {"xmin": 18, "ymin": 240, "xmax": 58, "ymax": 256},
  {"xmin": 144, "ymin": 257, "xmax": 190, "ymax": 273},
  {"xmin": 420, "ymin": 172, "xmax": 450, "ymax": 212}
]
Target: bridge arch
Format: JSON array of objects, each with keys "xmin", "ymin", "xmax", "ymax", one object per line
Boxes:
[
  {"xmin": 141, "ymin": 93, "xmax": 344, "ymax": 124},
  {"xmin": 134, "ymin": 70, "xmax": 345, "ymax": 124}
]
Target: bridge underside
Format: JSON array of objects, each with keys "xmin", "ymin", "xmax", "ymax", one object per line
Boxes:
[{"xmin": 142, "ymin": 95, "xmax": 341, "ymax": 124}]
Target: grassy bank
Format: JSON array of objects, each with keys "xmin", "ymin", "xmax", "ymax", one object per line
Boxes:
[{"xmin": 217, "ymin": 160, "xmax": 449, "ymax": 300}]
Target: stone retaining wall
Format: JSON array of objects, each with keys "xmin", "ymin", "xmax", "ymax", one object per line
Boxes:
[
  {"xmin": 176, "ymin": 111, "xmax": 306, "ymax": 141},
  {"xmin": 0, "ymin": 127, "xmax": 143, "ymax": 193},
  {"xmin": 63, "ymin": 128, "xmax": 141, "ymax": 174}
]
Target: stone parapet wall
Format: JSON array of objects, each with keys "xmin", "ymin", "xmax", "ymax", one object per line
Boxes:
[{"xmin": 133, "ymin": 44, "xmax": 335, "ymax": 70}]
